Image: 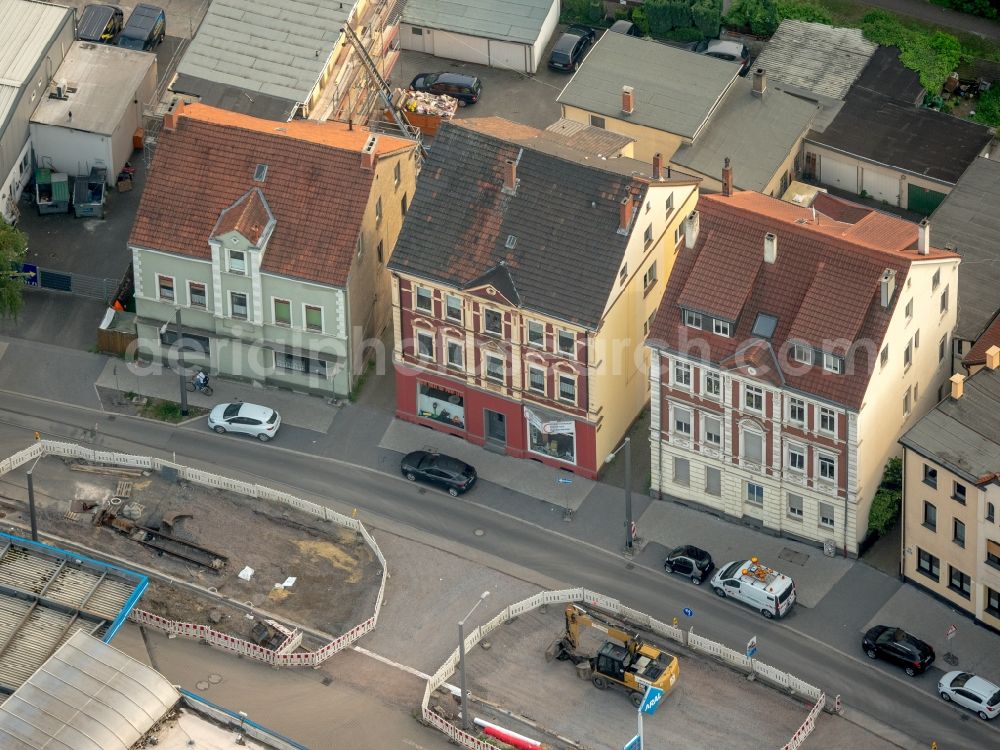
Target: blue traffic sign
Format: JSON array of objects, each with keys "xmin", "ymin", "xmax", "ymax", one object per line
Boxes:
[
  {"xmin": 557, "ymin": 477, "xmax": 573, "ymax": 484},
  {"xmin": 640, "ymin": 686, "xmax": 665, "ymax": 715},
  {"xmin": 21, "ymin": 263, "xmax": 38, "ymax": 286},
  {"xmin": 624, "ymin": 734, "xmax": 641, "ymax": 750},
  {"xmin": 746, "ymin": 636, "xmax": 758, "ymax": 659},
  {"xmin": 682, "ymin": 607, "xmax": 693, "ymax": 617}
]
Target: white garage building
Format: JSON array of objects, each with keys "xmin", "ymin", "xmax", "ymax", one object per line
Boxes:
[{"xmin": 401, "ymin": 0, "xmax": 559, "ymax": 75}]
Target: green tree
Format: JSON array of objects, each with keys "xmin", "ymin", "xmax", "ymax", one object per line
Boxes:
[
  {"xmin": 776, "ymin": 0, "xmax": 833, "ymax": 26},
  {"xmin": 560, "ymin": 0, "xmax": 602, "ymax": 24},
  {"xmin": 632, "ymin": 6, "xmax": 651, "ymax": 36},
  {"xmin": 900, "ymin": 31, "xmax": 962, "ymax": 92},
  {"xmin": 691, "ymin": 0, "xmax": 722, "ymax": 38},
  {"xmin": 645, "ymin": 0, "xmax": 674, "ymax": 35},
  {"xmin": 725, "ymin": 0, "xmax": 780, "ymax": 36},
  {"xmin": 0, "ymin": 222, "xmax": 29, "ymax": 319}
]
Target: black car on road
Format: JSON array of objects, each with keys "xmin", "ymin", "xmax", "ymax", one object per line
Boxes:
[
  {"xmin": 548, "ymin": 25, "xmax": 596, "ymax": 72},
  {"xmin": 862, "ymin": 625, "xmax": 935, "ymax": 676},
  {"xmin": 408, "ymin": 72, "xmax": 482, "ymax": 105},
  {"xmin": 400, "ymin": 451, "xmax": 477, "ymax": 496},
  {"xmin": 663, "ymin": 545, "xmax": 714, "ymax": 584}
]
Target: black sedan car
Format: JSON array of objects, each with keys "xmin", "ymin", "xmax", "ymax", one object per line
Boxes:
[
  {"xmin": 663, "ymin": 545, "xmax": 715, "ymax": 584},
  {"xmin": 400, "ymin": 451, "xmax": 477, "ymax": 496},
  {"xmin": 862, "ymin": 625, "xmax": 935, "ymax": 676},
  {"xmin": 548, "ymin": 24, "xmax": 595, "ymax": 72}
]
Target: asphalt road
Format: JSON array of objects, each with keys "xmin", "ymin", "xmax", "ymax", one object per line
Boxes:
[{"xmin": 0, "ymin": 391, "xmax": 994, "ymax": 749}]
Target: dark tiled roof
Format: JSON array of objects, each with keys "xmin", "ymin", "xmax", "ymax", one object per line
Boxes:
[
  {"xmin": 388, "ymin": 121, "xmax": 697, "ymax": 328},
  {"xmin": 963, "ymin": 312, "xmax": 1000, "ymax": 367},
  {"xmin": 929, "ymin": 156, "xmax": 1000, "ymax": 341},
  {"xmin": 129, "ymin": 104, "xmax": 413, "ymax": 287},
  {"xmin": 807, "ymin": 85, "xmax": 994, "ymax": 184},
  {"xmin": 853, "ymin": 46, "xmax": 924, "ymax": 105},
  {"xmin": 648, "ymin": 191, "xmax": 958, "ymax": 409},
  {"xmin": 212, "ymin": 188, "xmax": 273, "ymax": 245},
  {"xmin": 901, "ymin": 365, "xmax": 1000, "ymax": 481}
]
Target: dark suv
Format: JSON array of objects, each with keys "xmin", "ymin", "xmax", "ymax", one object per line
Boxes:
[
  {"xmin": 408, "ymin": 72, "xmax": 482, "ymax": 105},
  {"xmin": 548, "ymin": 24, "xmax": 596, "ymax": 72},
  {"xmin": 862, "ymin": 625, "xmax": 935, "ymax": 676}
]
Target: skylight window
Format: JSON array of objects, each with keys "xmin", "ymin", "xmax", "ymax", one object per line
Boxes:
[
  {"xmin": 751, "ymin": 313, "xmax": 778, "ymax": 339},
  {"xmin": 505, "ymin": 234, "xmax": 517, "ymax": 249},
  {"xmin": 253, "ymin": 164, "xmax": 268, "ymax": 182}
]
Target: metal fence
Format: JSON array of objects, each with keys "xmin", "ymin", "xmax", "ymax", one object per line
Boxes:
[{"xmin": 22, "ymin": 264, "xmax": 119, "ymax": 302}]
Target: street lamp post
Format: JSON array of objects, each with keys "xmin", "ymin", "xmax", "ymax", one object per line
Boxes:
[
  {"xmin": 175, "ymin": 307, "xmax": 189, "ymax": 417},
  {"xmin": 458, "ymin": 590, "xmax": 490, "ymax": 732},
  {"xmin": 606, "ymin": 436, "xmax": 633, "ymax": 553}
]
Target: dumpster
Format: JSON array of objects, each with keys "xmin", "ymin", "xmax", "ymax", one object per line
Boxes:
[
  {"xmin": 35, "ymin": 169, "xmax": 70, "ymax": 215},
  {"xmin": 73, "ymin": 167, "xmax": 107, "ymax": 218}
]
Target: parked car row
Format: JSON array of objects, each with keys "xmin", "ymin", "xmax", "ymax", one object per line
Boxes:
[{"xmin": 77, "ymin": 3, "xmax": 166, "ymax": 51}]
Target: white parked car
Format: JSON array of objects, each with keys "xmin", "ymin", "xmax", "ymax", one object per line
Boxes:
[
  {"xmin": 938, "ymin": 671, "xmax": 1000, "ymax": 720},
  {"xmin": 207, "ymin": 402, "xmax": 281, "ymax": 441}
]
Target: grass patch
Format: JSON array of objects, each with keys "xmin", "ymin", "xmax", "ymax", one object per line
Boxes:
[
  {"xmin": 349, "ymin": 359, "xmax": 375, "ymax": 403},
  {"xmin": 140, "ymin": 398, "xmax": 207, "ymax": 423}
]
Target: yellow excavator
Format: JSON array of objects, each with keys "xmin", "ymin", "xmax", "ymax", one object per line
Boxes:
[{"xmin": 545, "ymin": 604, "xmax": 679, "ymax": 707}]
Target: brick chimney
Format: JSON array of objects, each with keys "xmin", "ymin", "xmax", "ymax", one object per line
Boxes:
[
  {"xmin": 950, "ymin": 373, "xmax": 965, "ymax": 400},
  {"xmin": 764, "ymin": 232, "xmax": 777, "ymax": 264},
  {"xmin": 722, "ymin": 157, "xmax": 733, "ymax": 197},
  {"xmin": 619, "ymin": 194, "xmax": 634, "ymax": 234},
  {"xmin": 504, "ymin": 159, "xmax": 517, "ymax": 192},
  {"xmin": 361, "ymin": 134, "xmax": 378, "ymax": 171},
  {"xmin": 652, "ymin": 152, "xmax": 664, "ymax": 181},
  {"xmin": 918, "ymin": 218, "xmax": 930, "ymax": 255},
  {"xmin": 163, "ymin": 98, "xmax": 186, "ymax": 131},
  {"xmin": 752, "ymin": 68, "xmax": 767, "ymax": 97},
  {"xmin": 987, "ymin": 344, "xmax": 1000, "ymax": 370},
  {"xmin": 622, "ymin": 85, "xmax": 635, "ymax": 115}
]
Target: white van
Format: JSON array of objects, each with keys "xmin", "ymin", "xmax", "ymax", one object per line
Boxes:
[{"xmin": 709, "ymin": 558, "xmax": 796, "ymax": 619}]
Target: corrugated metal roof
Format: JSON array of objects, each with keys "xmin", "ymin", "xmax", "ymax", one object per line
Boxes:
[
  {"xmin": 930, "ymin": 156, "xmax": 1000, "ymax": 341},
  {"xmin": 175, "ymin": 0, "xmax": 349, "ymax": 105},
  {"xmin": 0, "ymin": 0, "xmax": 73, "ymax": 85},
  {"xmin": 557, "ymin": 33, "xmax": 739, "ymax": 139},
  {"xmin": 31, "ymin": 42, "xmax": 156, "ymax": 136},
  {"xmin": 754, "ymin": 19, "xmax": 876, "ymax": 101},
  {"xmin": 403, "ymin": 0, "xmax": 554, "ymax": 44},
  {"xmin": 0, "ymin": 631, "xmax": 179, "ymax": 750}
]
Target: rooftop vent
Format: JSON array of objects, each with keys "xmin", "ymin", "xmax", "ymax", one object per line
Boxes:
[
  {"xmin": 505, "ymin": 234, "xmax": 517, "ymax": 249},
  {"xmin": 253, "ymin": 164, "xmax": 268, "ymax": 182},
  {"xmin": 880, "ymin": 268, "xmax": 897, "ymax": 308}
]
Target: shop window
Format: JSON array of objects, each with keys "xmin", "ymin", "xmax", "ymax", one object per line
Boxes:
[
  {"xmin": 527, "ymin": 407, "xmax": 575, "ymax": 463},
  {"xmin": 416, "ymin": 382, "xmax": 465, "ymax": 429}
]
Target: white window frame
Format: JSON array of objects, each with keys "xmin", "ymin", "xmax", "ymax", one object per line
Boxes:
[
  {"xmin": 880, "ymin": 345, "xmax": 889, "ymax": 369},
  {"xmin": 272, "ymin": 297, "xmax": 292, "ymax": 327},
  {"xmin": 791, "ymin": 344, "xmax": 812, "ymax": 365},
  {"xmin": 375, "ymin": 196, "xmax": 382, "ymax": 225},
  {"xmin": 417, "ymin": 330, "xmax": 435, "ymax": 360},
  {"xmin": 940, "ymin": 285, "xmax": 949, "ymax": 314},
  {"xmin": 746, "ymin": 482, "xmax": 764, "ymax": 505},
  {"xmin": 823, "ymin": 352, "xmax": 843, "ymax": 374},
  {"xmin": 156, "ymin": 274, "xmax": 175, "ymax": 302},
  {"xmin": 415, "ymin": 286, "xmax": 433, "ymax": 313},
  {"xmin": 227, "ymin": 249, "xmax": 246, "ymax": 275},
  {"xmin": 684, "ymin": 310, "xmax": 702, "ymax": 329},
  {"xmin": 903, "ymin": 386, "xmax": 912, "ymax": 416},
  {"xmin": 787, "ymin": 493, "xmax": 804, "ymax": 519},
  {"xmin": 713, "ymin": 319, "xmax": 731, "ymax": 337},
  {"xmin": 558, "ymin": 372, "xmax": 577, "ymax": 403},
  {"xmin": 557, "ymin": 330, "xmax": 575, "ymax": 356},
  {"xmin": 741, "ymin": 428, "xmax": 765, "ymax": 466},
  {"xmin": 484, "ymin": 308, "xmax": 503, "ymax": 335},
  {"xmin": 744, "ymin": 384, "xmax": 764, "ymax": 413},
  {"xmin": 643, "ymin": 261, "xmax": 658, "ymax": 290},
  {"xmin": 673, "ymin": 405, "xmax": 692, "ymax": 436},
  {"xmin": 818, "ymin": 406, "xmax": 836, "ymax": 436},
  {"xmin": 643, "ymin": 224, "xmax": 653, "ymax": 247},
  {"xmin": 787, "ymin": 443, "xmax": 805, "ymax": 473},
  {"xmin": 229, "ymin": 291, "xmax": 248, "ymax": 320},
  {"xmin": 188, "ymin": 281, "xmax": 207, "ymax": 309},
  {"xmin": 527, "ymin": 364, "xmax": 546, "ymax": 394},
  {"xmin": 527, "ymin": 320, "xmax": 544, "ymax": 348},
  {"xmin": 446, "ymin": 339, "xmax": 464, "ymax": 369},
  {"xmin": 702, "ymin": 414, "xmax": 721, "ymax": 446},
  {"xmin": 819, "ymin": 502, "xmax": 835, "ymax": 529},
  {"xmin": 703, "ymin": 371, "xmax": 721, "ymax": 400},
  {"xmin": 485, "ymin": 353, "xmax": 505, "ymax": 382},
  {"xmin": 818, "ymin": 452, "xmax": 836, "ymax": 483},
  {"xmin": 904, "ymin": 340, "xmax": 913, "ymax": 369},
  {"xmin": 303, "ymin": 304, "xmax": 324, "ymax": 333},
  {"xmin": 672, "ymin": 361, "xmax": 692, "ymax": 389},
  {"xmin": 446, "ymin": 294, "xmax": 463, "ymax": 323},
  {"xmin": 788, "ymin": 397, "xmax": 805, "ymax": 426}
]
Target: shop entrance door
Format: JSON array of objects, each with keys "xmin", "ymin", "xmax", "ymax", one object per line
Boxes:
[{"xmin": 485, "ymin": 410, "xmax": 506, "ymax": 447}]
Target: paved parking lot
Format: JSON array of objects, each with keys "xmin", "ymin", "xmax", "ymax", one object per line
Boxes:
[{"xmin": 56, "ymin": 0, "xmax": 210, "ymax": 39}]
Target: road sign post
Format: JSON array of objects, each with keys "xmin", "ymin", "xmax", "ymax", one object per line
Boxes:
[
  {"xmin": 944, "ymin": 624, "xmax": 958, "ymax": 665},
  {"xmin": 624, "ymin": 734, "xmax": 641, "ymax": 750},
  {"xmin": 633, "ymin": 685, "xmax": 664, "ymax": 749}
]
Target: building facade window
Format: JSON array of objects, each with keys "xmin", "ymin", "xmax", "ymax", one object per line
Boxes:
[
  {"xmin": 823, "ymin": 353, "xmax": 843, "ymax": 374},
  {"xmin": 742, "ymin": 430, "xmax": 763, "ymax": 465},
  {"xmin": 230, "ymin": 292, "xmax": 248, "ymax": 320},
  {"xmin": 528, "ymin": 365, "xmax": 545, "ymax": 393},
  {"xmin": 417, "ymin": 382, "xmax": 465, "ymax": 429},
  {"xmin": 744, "ymin": 385, "xmax": 763, "ymax": 413},
  {"xmin": 880, "ymin": 345, "xmax": 889, "ymax": 369},
  {"xmin": 988, "ymin": 502, "xmax": 996, "ymax": 523},
  {"xmin": 939, "ymin": 335, "xmax": 947, "ymax": 362},
  {"xmin": 705, "ymin": 466, "xmax": 721, "ymax": 496},
  {"xmin": 987, "ymin": 587, "xmax": 1000, "ymax": 618},
  {"xmin": 713, "ymin": 319, "xmax": 731, "ymax": 337},
  {"xmin": 157, "ymin": 275, "xmax": 174, "ymax": 302},
  {"xmin": 788, "ymin": 444, "xmax": 805, "ymax": 472},
  {"xmin": 703, "ymin": 415, "xmax": 721, "ymax": 446},
  {"xmin": 818, "ymin": 454, "xmax": 836, "ymax": 482},
  {"xmin": 417, "ymin": 331, "xmax": 434, "ymax": 359},
  {"xmin": 932, "ymin": 269, "xmax": 940, "ymax": 290},
  {"xmin": 746, "ymin": 482, "xmax": 764, "ymax": 505},
  {"xmin": 789, "ymin": 397, "xmax": 805, "ymax": 425},
  {"xmin": 558, "ymin": 374, "xmax": 576, "ymax": 402},
  {"xmin": 375, "ymin": 196, "xmax": 382, "ymax": 224},
  {"xmin": 273, "ymin": 298, "xmax": 291, "ymax": 326},
  {"xmin": 819, "ymin": 407, "xmax": 836, "ymax": 435},
  {"xmin": 903, "ymin": 387, "xmax": 912, "ymax": 417},
  {"xmin": 923, "ymin": 501, "xmax": 937, "ymax": 531},
  {"xmin": 953, "ymin": 518, "xmax": 966, "ymax": 547},
  {"xmin": 416, "ymin": 286, "xmax": 432, "ymax": 312},
  {"xmin": 673, "ymin": 361, "xmax": 692, "ymax": 389},
  {"xmin": 590, "ymin": 114, "xmax": 605, "ymax": 128},
  {"xmin": 393, "ymin": 161, "xmax": 401, "ymax": 187},
  {"xmin": 923, "ymin": 464, "xmax": 938, "ymax": 488},
  {"xmin": 228, "ymin": 249, "xmax": 246, "ymax": 274},
  {"xmin": 787, "ymin": 493, "xmax": 803, "ymax": 518},
  {"xmin": 819, "ymin": 502, "xmax": 835, "ymax": 528},
  {"xmin": 704, "ymin": 371, "xmax": 721, "ymax": 399},
  {"xmin": 948, "ymin": 566, "xmax": 971, "ymax": 599},
  {"xmin": 643, "ymin": 261, "xmax": 658, "ymax": 290},
  {"xmin": 643, "ymin": 225, "xmax": 653, "ymax": 247},
  {"xmin": 904, "ymin": 340, "xmax": 913, "ymax": 369},
  {"xmin": 953, "ymin": 482, "xmax": 966, "ymax": 504},
  {"xmin": 485, "ymin": 354, "xmax": 504, "ymax": 381},
  {"xmin": 274, "ymin": 352, "xmax": 327, "ymax": 378},
  {"xmin": 527, "ymin": 406, "xmax": 575, "ymax": 463},
  {"xmin": 684, "ymin": 310, "xmax": 702, "ymax": 329},
  {"xmin": 940, "ymin": 285, "xmax": 949, "ymax": 314},
  {"xmin": 673, "ymin": 406, "xmax": 692, "ymax": 436},
  {"xmin": 791, "ymin": 344, "xmax": 812, "ymax": 364},
  {"xmin": 484, "ymin": 309, "xmax": 502, "ymax": 335},
  {"xmin": 558, "ymin": 330, "xmax": 575, "ymax": 355},
  {"xmin": 528, "ymin": 320, "xmax": 544, "ymax": 347},
  {"xmin": 917, "ymin": 548, "xmax": 940, "ymax": 581},
  {"xmin": 905, "ymin": 298, "xmax": 913, "ymax": 320},
  {"xmin": 304, "ymin": 305, "xmax": 323, "ymax": 332},
  {"xmin": 673, "ymin": 457, "xmax": 690, "ymax": 486},
  {"xmin": 446, "ymin": 295, "xmax": 462, "ymax": 322},
  {"xmin": 988, "ymin": 540, "xmax": 1000, "ymax": 570},
  {"xmin": 447, "ymin": 340, "xmax": 463, "ymax": 369},
  {"xmin": 188, "ymin": 282, "xmax": 207, "ymax": 309}
]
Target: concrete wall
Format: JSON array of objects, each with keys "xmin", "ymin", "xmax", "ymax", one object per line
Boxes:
[
  {"xmin": 561, "ymin": 105, "xmax": 686, "ymax": 164},
  {"xmin": 532, "ymin": 0, "xmax": 560, "ymax": 73},
  {"xmin": 29, "ymin": 124, "xmax": 113, "ymax": 180}
]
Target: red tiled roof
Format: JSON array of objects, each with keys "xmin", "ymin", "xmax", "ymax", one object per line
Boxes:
[
  {"xmin": 648, "ymin": 191, "xmax": 959, "ymax": 409},
  {"xmin": 964, "ymin": 311, "xmax": 1000, "ymax": 367},
  {"xmin": 212, "ymin": 188, "xmax": 272, "ymax": 246},
  {"xmin": 129, "ymin": 104, "xmax": 415, "ymax": 286}
]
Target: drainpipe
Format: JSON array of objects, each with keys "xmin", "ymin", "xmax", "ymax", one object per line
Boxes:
[{"xmin": 899, "ymin": 450, "xmax": 907, "ymax": 581}]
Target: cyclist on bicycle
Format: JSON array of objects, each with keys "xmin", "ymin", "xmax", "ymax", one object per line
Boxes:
[{"xmin": 194, "ymin": 371, "xmax": 209, "ymax": 390}]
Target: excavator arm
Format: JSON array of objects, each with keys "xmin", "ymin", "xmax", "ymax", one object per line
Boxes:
[{"xmin": 563, "ymin": 605, "xmax": 638, "ymax": 652}]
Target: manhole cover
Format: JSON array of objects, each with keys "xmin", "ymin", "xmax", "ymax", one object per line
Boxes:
[
  {"xmin": 208, "ymin": 674, "xmax": 223, "ymax": 684},
  {"xmin": 777, "ymin": 547, "xmax": 809, "ymax": 566},
  {"xmin": 474, "ymin": 528, "xmax": 485, "ymax": 537},
  {"xmin": 196, "ymin": 681, "xmax": 209, "ymax": 690}
]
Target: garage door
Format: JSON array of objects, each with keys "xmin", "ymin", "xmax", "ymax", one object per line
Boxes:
[
  {"xmin": 907, "ymin": 183, "xmax": 947, "ymax": 216},
  {"xmin": 819, "ymin": 156, "xmax": 858, "ymax": 193},
  {"xmin": 862, "ymin": 168, "xmax": 900, "ymax": 205},
  {"xmin": 489, "ymin": 40, "xmax": 529, "ymax": 73},
  {"xmin": 433, "ymin": 31, "xmax": 489, "ymax": 66}
]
